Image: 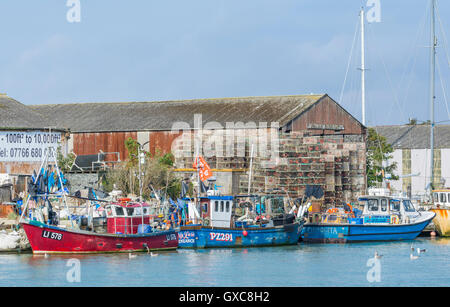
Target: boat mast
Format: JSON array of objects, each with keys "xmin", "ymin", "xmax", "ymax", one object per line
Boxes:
[
  {"xmin": 360, "ymin": 7, "xmax": 366, "ymax": 126},
  {"xmin": 430, "ymin": 0, "xmax": 436, "ymax": 192}
]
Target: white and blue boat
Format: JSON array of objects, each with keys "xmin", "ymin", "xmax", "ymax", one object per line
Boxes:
[
  {"xmin": 177, "ymin": 194, "xmax": 303, "ymax": 248},
  {"xmin": 300, "ymin": 195, "xmax": 435, "ymax": 243}
]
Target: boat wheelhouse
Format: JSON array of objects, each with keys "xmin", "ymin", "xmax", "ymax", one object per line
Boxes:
[
  {"xmin": 430, "ymin": 189, "xmax": 450, "ymax": 237},
  {"xmin": 178, "ymin": 194, "xmax": 302, "ymax": 248}
]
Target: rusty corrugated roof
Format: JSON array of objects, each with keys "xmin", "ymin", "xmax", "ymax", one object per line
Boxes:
[{"xmin": 30, "ymin": 94, "xmax": 327, "ymax": 133}]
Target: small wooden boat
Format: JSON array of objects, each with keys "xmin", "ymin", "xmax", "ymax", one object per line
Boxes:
[
  {"xmin": 177, "ymin": 195, "xmax": 303, "ymax": 248},
  {"xmin": 300, "ymin": 195, "xmax": 435, "ymax": 243}
]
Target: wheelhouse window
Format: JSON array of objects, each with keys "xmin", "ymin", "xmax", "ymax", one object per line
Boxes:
[
  {"xmin": 220, "ymin": 201, "xmax": 224, "ymax": 212},
  {"xmin": 390, "ymin": 200, "xmax": 400, "ymax": 211},
  {"xmin": 114, "ymin": 206, "xmax": 125, "ymax": 217},
  {"xmin": 434, "ymin": 193, "xmax": 439, "ymax": 202},
  {"xmin": 106, "ymin": 207, "xmax": 113, "ymax": 217},
  {"xmin": 126, "ymin": 207, "xmax": 134, "ymax": 216},
  {"xmin": 440, "ymin": 193, "xmax": 447, "ymax": 203},
  {"xmin": 381, "ymin": 199, "xmax": 387, "ymax": 212},
  {"xmin": 403, "ymin": 200, "xmax": 415, "ymax": 212},
  {"xmin": 214, "ymin": 201, "xmax": 219, "ymax": 212},
  {"xmin": 368, "ymin": 199, "xmax": 379, "ymax": 212},
  {"xmin": 225, "ymin": 201, "xmax": 230, "ymax": 213}
]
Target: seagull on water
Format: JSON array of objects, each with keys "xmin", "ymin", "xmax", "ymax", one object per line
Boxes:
[
  {"xmin": 410, "ymin": 253, "xmax": 419, "ymax": 260},
  {"xmin": 150, "ymin": 252, "xmax": 158, "ymax": 257},
  {"xmin": 129, "ymin": 253, "xmax": 137, "ymax": 259},
  {"xmin": 374, "ymin": 251, "xmax": 383, "ymax": 259},
  {"xmin": 417, "ymin": 248, "xmax": 427, "ymax": 254}
]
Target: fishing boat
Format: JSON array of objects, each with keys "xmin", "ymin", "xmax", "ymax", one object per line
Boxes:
[
  {"xmin": 177, "ymin": 194, "xmax": 303, "ymax": 248},
  {"xmin": 19, "ymin": 148, "xmax": 178, "ymax": 254},
  {"xmin": 429, "ymin": 189, "xmax": 450, "ymax": 237},
  {"xmin": 300, "ymin": 194, "xmax": 436, "ymax": 243}
]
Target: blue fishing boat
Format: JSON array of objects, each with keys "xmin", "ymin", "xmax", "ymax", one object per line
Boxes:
[
  {"xmin": 300, "ymin": 195, "xmax": 435, "ymax": 243},
  {"xmin": 177, "ymin": 194, "xmax": 303, "ymax": 248}
]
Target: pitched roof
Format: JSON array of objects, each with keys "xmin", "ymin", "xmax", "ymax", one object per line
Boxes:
[
  {"xmin": 30, "ymin": 94, "xmax": 328, "ymax": 133},
  {"xmin": 0, "ymin": 94, "xmax": 59, "ymax": 130},
  {"xmin": 373, "ymin": 124, "xmax": 450, "ymax": 149}
]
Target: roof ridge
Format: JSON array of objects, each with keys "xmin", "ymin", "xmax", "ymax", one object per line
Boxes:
[{"xmin": 29, "ymin": 94, "xmax": 326, "ymax": 107}]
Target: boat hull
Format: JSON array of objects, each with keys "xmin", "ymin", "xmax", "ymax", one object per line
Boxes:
[
  {"xmin": 21, "ymin": 221, "xmax": 178, "ymax": 254},
  {"xmin": 430, "ymin": 209, "xmax": 450, "ymax": 237},
  {"xmin": 178, "ymin": 222, "xmax": 302, "ymax": 248},
  {"xmin": 302, "ymin": 212, "xmax": 435, "ymax": 243}
]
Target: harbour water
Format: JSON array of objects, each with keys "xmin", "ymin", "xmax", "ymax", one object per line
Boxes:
[{"xmin": 1, "ymin": 237, "xmax": 449, "ymax": 287}]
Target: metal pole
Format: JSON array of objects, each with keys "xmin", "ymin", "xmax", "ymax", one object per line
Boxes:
[
  {"xmin": 138, "ymin": 145, "xmax": 142, "ymax": 201},
  {"xmin": 360, "ymin": 7, "xmax": 366, "ymax": 126},
  {"xmin": 430, "ymin": 0, "xmax": 436, "ymax": 192},
  {"xmin": 247, "ymin": 143, "xmax": 254, "ymax": 194}
]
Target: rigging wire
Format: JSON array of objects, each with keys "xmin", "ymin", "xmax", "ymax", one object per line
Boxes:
[
  {"xmin": 435, "ymin": 1, "xmax": 450, "ymax": 69},
  {"xmin": 366, "ymin": 24, "xmax": 407, "ymax": 124},
  {"xmin": 339, "ymin": 15, "xmax": 360, "ymax": 104},
  {"xmin": 399, "ymin": 1, "xmax": 430, "ymax": 113},
  {"xmin": 436, "ymin": 55, "xmax": 450, "ymax": 120}
]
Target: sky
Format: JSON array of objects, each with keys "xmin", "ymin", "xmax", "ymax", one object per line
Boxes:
[{"xmin": 0, "ymin": 0, "xmax": 449, "ymax": 127}]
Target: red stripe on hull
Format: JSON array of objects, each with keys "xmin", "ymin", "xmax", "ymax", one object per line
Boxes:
[{"xmin": 22, "ymin": 222, "xmax": 178, "ymax": 254}]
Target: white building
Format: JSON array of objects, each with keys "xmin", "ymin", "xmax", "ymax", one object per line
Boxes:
[{"xmin": 375, "ymin": 124, "xmax": 450, "ymax": 200}]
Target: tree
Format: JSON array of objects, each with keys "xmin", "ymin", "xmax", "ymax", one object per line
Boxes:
[
  {"xmin": 103, "ymin": 138, "xmax": 183, "ymax": 200},
  {"xmin": 366, "ymin": 128, "xmax": 399, "ymax": 187},
  {"xmin": 56, "ymin": 146, "xmax": 76, "ymax": 173}
]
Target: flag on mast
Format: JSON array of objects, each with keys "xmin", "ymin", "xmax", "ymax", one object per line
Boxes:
[{"xmin": 193, "ymin": 156, "xmax": 213, "ymax": 182}]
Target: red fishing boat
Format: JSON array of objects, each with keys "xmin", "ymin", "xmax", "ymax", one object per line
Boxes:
[{"xmin": 21, "ymin": 200, "xmax": 178, "ymax": 254}]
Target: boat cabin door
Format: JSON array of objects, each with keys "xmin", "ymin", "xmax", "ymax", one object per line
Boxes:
[{"xmin": 209, "ymin": 197, "xmax": 233, "ymax": 228}]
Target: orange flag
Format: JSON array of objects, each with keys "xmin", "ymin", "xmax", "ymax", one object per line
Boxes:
[{"xmin": 193, "ymin": 156, "xmax": 213, "ymax": 182}]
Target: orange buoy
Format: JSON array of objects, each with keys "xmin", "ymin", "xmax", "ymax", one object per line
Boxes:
[{"xmin": 243, "ymin": 230, "xmax": 248, "ymax": 237}]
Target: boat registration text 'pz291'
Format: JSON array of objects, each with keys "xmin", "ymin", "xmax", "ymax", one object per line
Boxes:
[{"xmin": 41, "ymin": 230, "xmax": 63, "ymax": 241}]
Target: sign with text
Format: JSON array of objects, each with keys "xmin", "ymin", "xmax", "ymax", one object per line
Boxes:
[{"xmin": 0, "ymin": 131, "xmax": 61, "ymax": 162}]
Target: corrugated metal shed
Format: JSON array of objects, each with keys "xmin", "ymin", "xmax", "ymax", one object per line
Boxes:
[{"xmin": 374, "ymin": 124, "xmax": 450, "ymax": 149}]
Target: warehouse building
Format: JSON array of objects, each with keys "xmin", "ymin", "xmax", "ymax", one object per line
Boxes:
[
  {"xmin": 375, "ymin": 124, "xmax": 450, "ymax": 200},
  {"xmin": 30, "ymin": 94, "xmax": 367, "ymax": 203},
  {"xmin": 0, "ymin": 94, "xmax": 69, "ymax": 201}
]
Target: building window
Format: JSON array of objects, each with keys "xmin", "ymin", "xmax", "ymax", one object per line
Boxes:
[{"xmin": 402, "ymin": 149, "xmax": 411, "ymax": 194}]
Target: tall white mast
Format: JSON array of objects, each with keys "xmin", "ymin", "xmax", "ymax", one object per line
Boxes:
[
  {"xmin": 430, "ymin": 0, "xmax": 436, "ymax": 191},
  {"xmin": 360, "ymin": 7, "xmax": 366, "ymax": 126}
]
